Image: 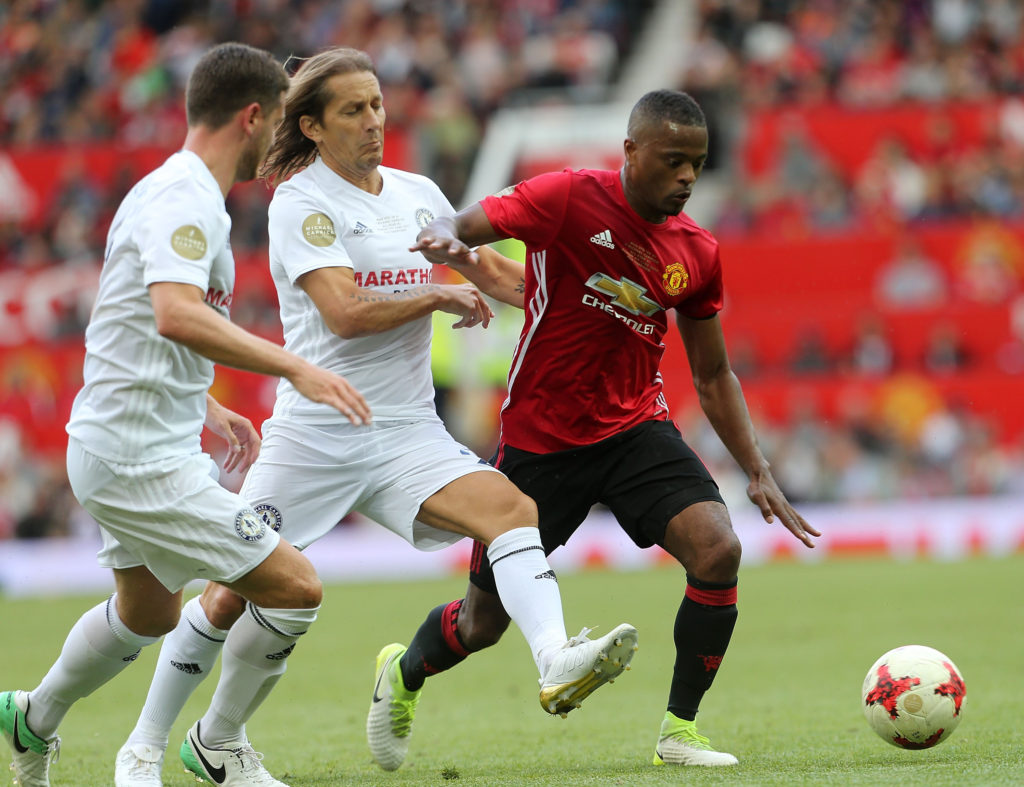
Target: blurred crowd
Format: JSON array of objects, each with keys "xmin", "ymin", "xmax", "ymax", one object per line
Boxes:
[
  {"xmin": 682, "ymin": 397, "xmax": 1024, "ymax": 510},
  {"xmin": 2, "ymin": 0, "xmax": 1024, "ymax": 540},
  {"xmin": 9, "ymin": 0, "xmax": 1024, "ymax": 263},
  {"xmin": 0, "ymin": 0, "xmax": 649, "ymax": 269},
  {"xmin": 680, "ymin": 0, "xmax": 1024, "ymax": 234},
  {"xmin": 687, "ymin": 0, "xmax": 1023, "ymax": 110}
]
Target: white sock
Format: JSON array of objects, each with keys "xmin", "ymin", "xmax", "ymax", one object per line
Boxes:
[
  {"xmin": 128, "ymin": 596, "xmax": 229, "ymax": 749},
  {"xmin": 28, "ymin": 595, "xmax": 158, "ymax": 738},
  {"xmin": 487, "ymin": 527, "xmax": 567, "ymax": 676},
  {"xmin": 198, "ymin": 603, "xmax": 318, "ymax": 748}
]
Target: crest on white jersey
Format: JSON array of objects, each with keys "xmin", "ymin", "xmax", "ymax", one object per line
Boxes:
[
  {"xmin": 254, "ymin": 503, "xmax": 283, "ymax": 532},
  {"xmin": 234, "ymin": 508, "xmax": 267, "ymax": 542},
  {"xmin": 415, "ymin": 207, "xmax": 435, "ymax": 228}
]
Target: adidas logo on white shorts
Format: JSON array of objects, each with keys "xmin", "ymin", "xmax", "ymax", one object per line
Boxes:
[{"xmin": 589, "ymin": 229, "xmax": 614, "ymax": 249}]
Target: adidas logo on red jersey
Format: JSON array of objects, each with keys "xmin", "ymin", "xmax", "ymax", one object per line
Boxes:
[{"xmin": 589, "ymin": 229, "xmax": 615, "ymax": 249}]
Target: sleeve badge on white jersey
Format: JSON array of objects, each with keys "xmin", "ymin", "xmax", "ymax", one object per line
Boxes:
[
  {"xmin": 234, "ymin": 508, "xmax": 268, "ymax": 542},
  {"xmin": 254, "ymin": 503, "xmax": 282, "ymax": 532},
  {"xmin": 170, "ymin": 225, "xmax": 208, "ymax": 260},
  {"xmin": 415, "ymin": 207, "xmax": 434, "ymax": 228},
  {"xmin": 302, "ymin": 213, "xmax": 337, "ymax": 247}
]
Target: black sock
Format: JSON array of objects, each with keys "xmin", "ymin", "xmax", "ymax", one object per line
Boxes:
[
  {"xmin": 399, "ymin": 600, "xmax": 470, "ymax": 691},
  {"xmin": 667, "ymin": 575, "xmax": 738, "ymax": 721}
]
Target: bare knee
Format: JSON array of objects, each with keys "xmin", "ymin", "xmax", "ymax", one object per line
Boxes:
[
  {"xmin": 665, "ymin": 502, "xmax": 743, "ymax": 582},
  {"xmin": 122, "ymin": 603, "xmax": 180, "ymax": 638},
  {"xmin": 229, "ymin": 556, "xmax": 324, "ymax": 609},
  {"xmin": 153, "ymin": 608, "xmax": 181, "ymax": 637},
  {"xmin": 471, "ymin": 490, "xmax": 539, "ymax": 546},
  {"xmin": 490, "ymin": 489, "xmax": 538, "ymax": 535},
  {"xmin": 278, "ymin": 572, "xmax": 323, "ymax": 609},
  {"xmin": 200, "ymin": 584, "xmax": 248, "ymax": 629},
  {"xmin": 301, "ymin": 575, "xmax": 324, "ymax": 607},
  {"xmin": 419, "ymin": 473, "xmax": 538, "ymax": 544},
  {"xmin": 691, "ymin": 532, "xmax": 742, "ymax": 582},
  {"xmin": 507, "ymin": 492, "xmax": 538, "ymax": 527},
  {"xmin": 113, "ymin": 567, "xmax": 181, "ymax": 636}
]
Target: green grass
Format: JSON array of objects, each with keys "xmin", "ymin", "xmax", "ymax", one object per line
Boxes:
[{"xmin": 3, "ymin": 555, "xmax": 1023, "ymax": 785}]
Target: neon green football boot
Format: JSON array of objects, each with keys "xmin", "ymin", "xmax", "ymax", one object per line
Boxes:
[
  {"xmin": 653, "ymin": 712, "xmax": 738, "ymax": 766},
  {"xmin": 366, "ymin": 643, "xmax": 422, "ymax": 771}
]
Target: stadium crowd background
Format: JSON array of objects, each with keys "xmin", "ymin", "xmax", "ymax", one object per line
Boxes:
[{"xmin": 1, "ymin": 0, "xmax": 1023, "ymax": 541}]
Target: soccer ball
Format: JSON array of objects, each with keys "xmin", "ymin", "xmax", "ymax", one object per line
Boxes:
[{"xmin": 862, "ymin": 645, "xmax": 966, "ymax": 750}]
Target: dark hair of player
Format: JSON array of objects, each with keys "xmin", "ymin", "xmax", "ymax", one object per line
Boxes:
[
  {"xmin": 186, "ymin": 42, "xmax": 289, "ymax": 130},
  {"xmin": 627, "ymin": 90, "xmax": 706, "ymax": 140}
]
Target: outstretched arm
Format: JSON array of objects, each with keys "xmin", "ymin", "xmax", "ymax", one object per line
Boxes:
[
  {"xmin": 297, "ymin": 266, "xmax": 493, "ymax": 337},
  {"xmin": 410, "ymin": 204, "xmax": 526, "ymax": 307},
  {"xmin": 452, "ymin": 246, "xmax": 526, "ymax": 308},
  {"xmin": 150, "ymin": 281, "xmax": 371, "ymax": 425},
  {"xmin": 676, "ymin": 311, "xmax": 819, "ymax": 548}
]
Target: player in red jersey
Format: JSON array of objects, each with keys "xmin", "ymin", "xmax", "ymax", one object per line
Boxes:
[{"xmin": 387, "ymin": 89, "xmax": 819, "ymax": 767}]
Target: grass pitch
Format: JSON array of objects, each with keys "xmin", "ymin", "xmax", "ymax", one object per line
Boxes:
[{"xmin": 3, "ymin": 554, "xmax": 1022, "ymax": 785}]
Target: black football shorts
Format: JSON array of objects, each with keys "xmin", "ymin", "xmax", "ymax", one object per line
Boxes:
[{"xmin": 469, "ymin": 419, "xmax": 724, "ymax": 593}]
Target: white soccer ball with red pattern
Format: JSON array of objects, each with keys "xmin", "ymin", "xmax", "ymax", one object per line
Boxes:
[{"xmin": 862, "ymin": 645, "xmax": 966, "ymax": 749}]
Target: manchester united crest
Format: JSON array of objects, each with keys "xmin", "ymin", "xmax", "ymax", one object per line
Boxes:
[{"xmin": 662, "ymin": 262, "xmax": 689, "ymax": 295}]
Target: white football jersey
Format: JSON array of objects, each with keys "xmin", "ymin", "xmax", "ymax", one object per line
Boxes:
[
  {"xmin": 267, "ymin": 159, "xmax": 454, "ymax": 421},
  {"xmin": 67, "ymin": 151, "xmax": 234, "ymax": 463}
]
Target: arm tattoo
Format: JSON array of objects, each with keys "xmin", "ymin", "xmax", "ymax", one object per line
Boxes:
[
  {"xmin": 348, "ymin": 284, "xmax": 440, "ymax": 304},
  {"xmin": 515, "ymin": 277, "xmax": 525, "ymax": 294}
]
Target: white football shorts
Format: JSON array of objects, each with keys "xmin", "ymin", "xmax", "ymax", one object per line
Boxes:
[
  {"xmin": 66, "ymin": 437, "xmax": 281, "ymax": 592},
  {"xmin": 239, "ymin": 415, "xmax": 502, "ymax": 551}
]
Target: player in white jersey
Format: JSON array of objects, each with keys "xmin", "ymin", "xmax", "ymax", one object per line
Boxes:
[
  {"xmin": 0, "ymin": 44, "xmax": 370, "ymax": 787},
  {"xmin": 118, "ymin": 47, "xmax": 638, "ymax": 780}
]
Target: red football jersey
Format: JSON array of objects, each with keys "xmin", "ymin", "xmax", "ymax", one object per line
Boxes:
[{"xmin": 480, "ymin": 168, "xmax": 723, "ymax": 453}]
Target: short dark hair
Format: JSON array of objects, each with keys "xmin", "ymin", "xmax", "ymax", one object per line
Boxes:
[
  {"xmin": 261, "ymin": 47, "xmax": 377, "ymax": 185},
  {"xmin": 627, "ymin": 90, "xmax": 706, "ymax": 139},
  {"xmin": 186, "ymin": 42, "xmax": 289, "ymax": 130}
]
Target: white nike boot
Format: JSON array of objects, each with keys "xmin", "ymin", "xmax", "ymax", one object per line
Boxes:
[{"xmin": 180, "ymin": 720, "xmax": 288, "ymax": 786}]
